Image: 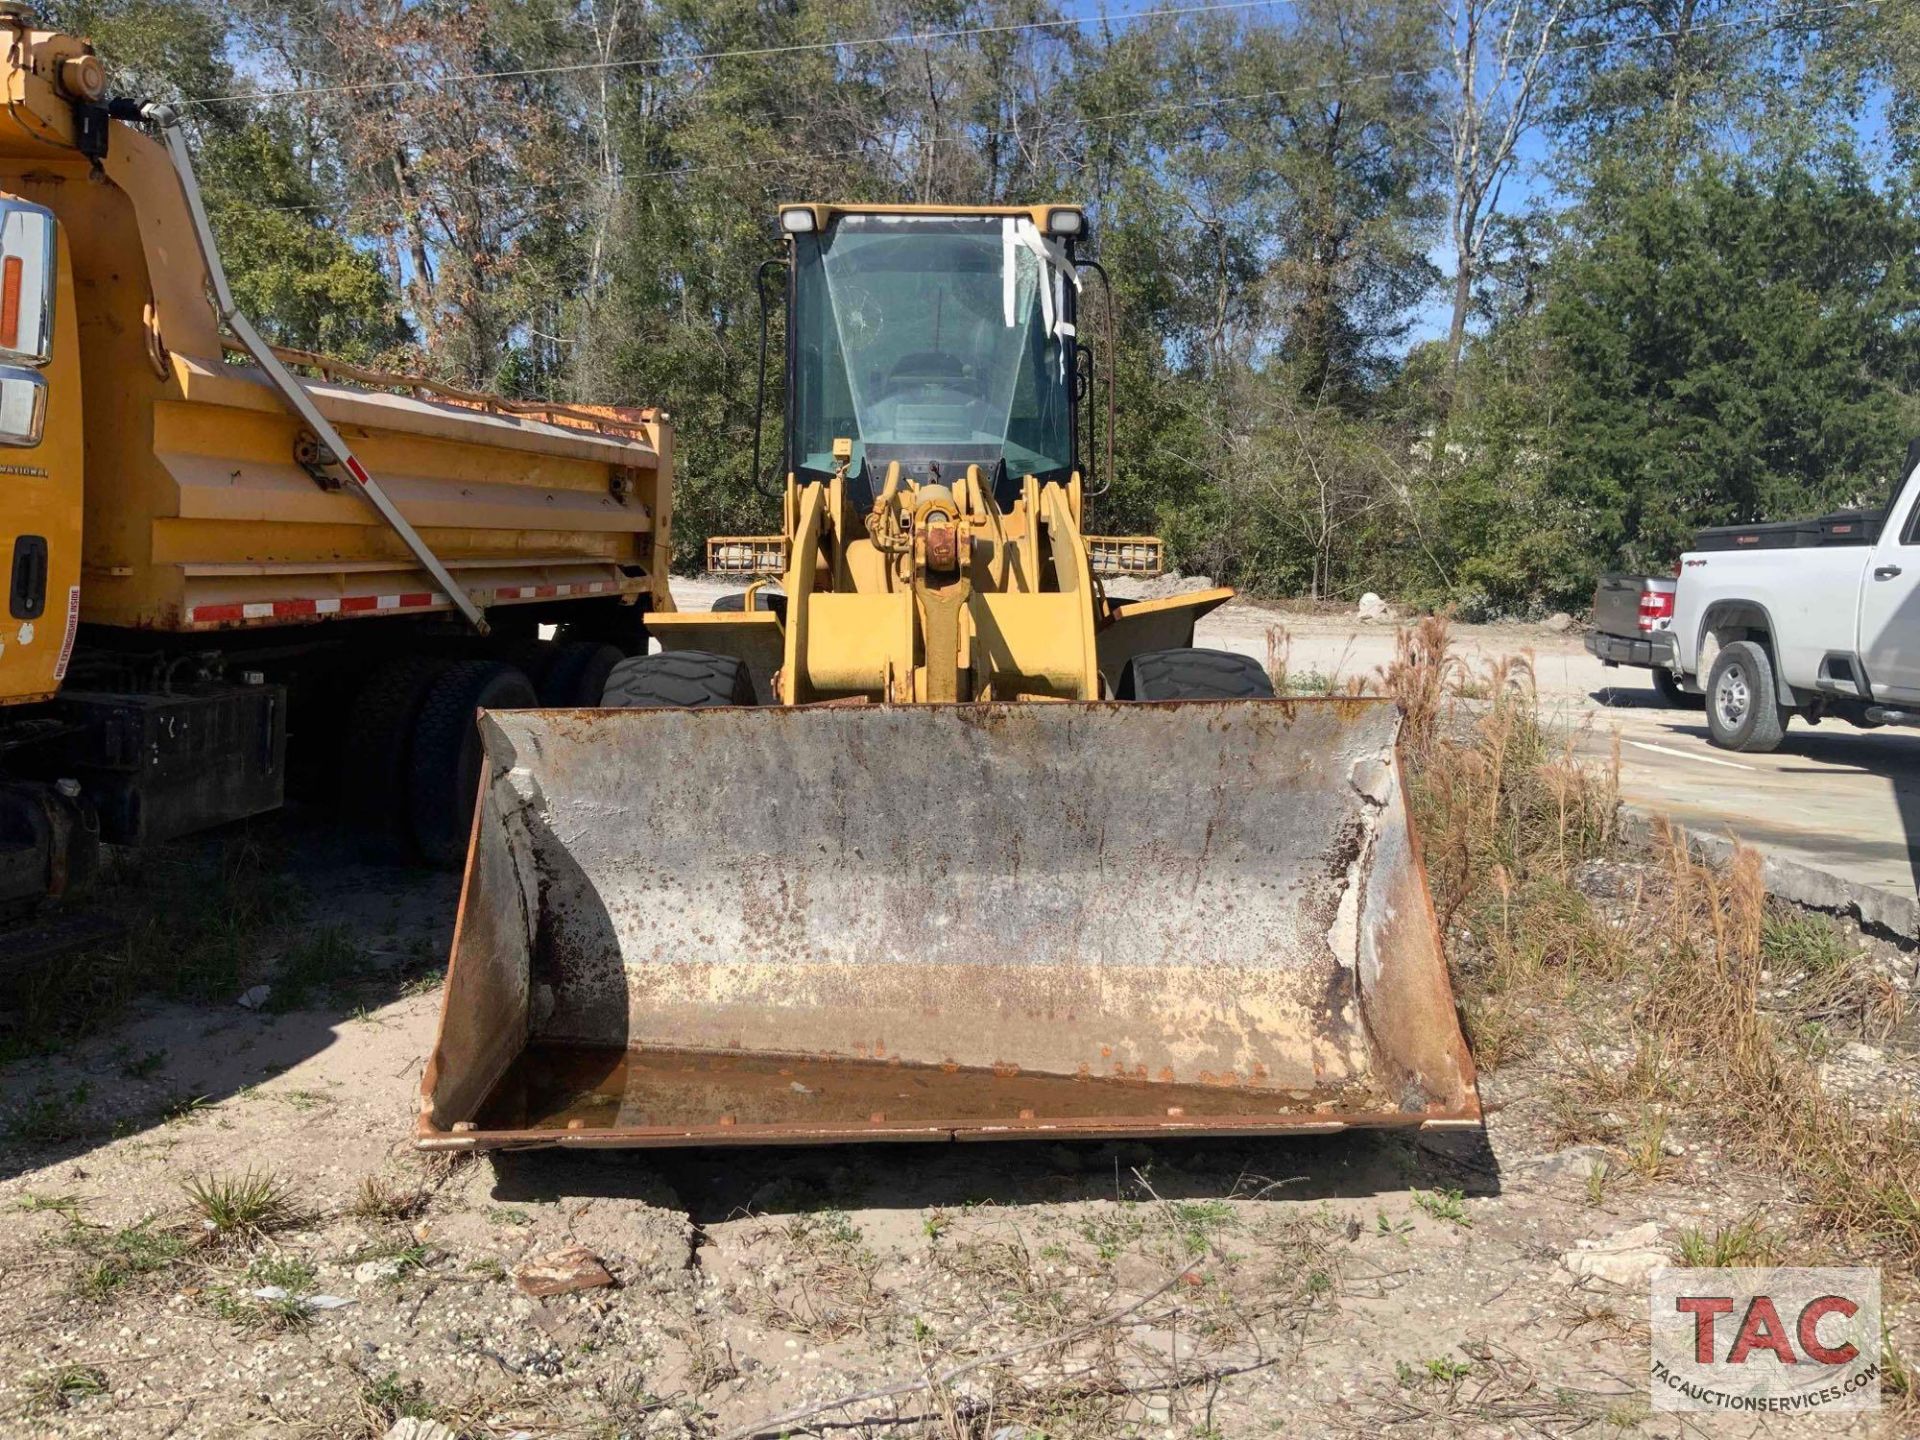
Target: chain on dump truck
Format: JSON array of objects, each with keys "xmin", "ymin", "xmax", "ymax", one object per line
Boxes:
[
  {"xmin": 0, "ymin": 16, "xmax": 674, "ymax": 915},
  {"xmin": 419, "ymin": 203, "xmax": 1481, "ymax": 1148}
]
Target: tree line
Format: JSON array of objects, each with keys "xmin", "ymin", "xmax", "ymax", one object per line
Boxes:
[{"xmin": 50, "ymin": 0, "xmax": 1920, "ymax": 612}]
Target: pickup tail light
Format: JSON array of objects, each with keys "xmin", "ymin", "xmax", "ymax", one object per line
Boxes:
[{"xmin": 1637, "ymin": 589, "xmax": 1675, "ymax": 633}]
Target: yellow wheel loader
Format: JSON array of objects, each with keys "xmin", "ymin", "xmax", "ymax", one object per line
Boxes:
[{"xmin": 419, "ymin": 204, "xmax": 1479, "ymax": 1149}]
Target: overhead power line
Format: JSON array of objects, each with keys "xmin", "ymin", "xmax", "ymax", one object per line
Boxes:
[{"xmin": 183, "ymin": 0, "xmax": 1300, "ymax": 107}]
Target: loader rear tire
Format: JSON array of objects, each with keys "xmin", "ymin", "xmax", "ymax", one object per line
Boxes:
[
  {"xmin": 538, "ymin": 641, "xmax": 624, "ymax": 706},
  {"xmin": 1116, "ymin": 648, "xmax": 1275, "ymax": 701},
  {"xmin": 712, "ymin": 590, "xmax": 788, "ymax": 623},
  {"xmin": 602, "ymin": 651, "xmax": 753, "ymax": 708},
  {"xmin": 343, "ymin": 655, "xmax": 453, "ymax": 849},
  {"xmin": 407, "ymin": 660, "xmax": 538, "ymax": 868}
]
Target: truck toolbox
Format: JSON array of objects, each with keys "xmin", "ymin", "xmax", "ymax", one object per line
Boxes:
[
  {"xmin": 44, "ymin": 684, "xmax": 286, "ymax": 844},
  {"xmin": 1692, "ymin": 508, "xmax": 1882, "ymax": 552}
]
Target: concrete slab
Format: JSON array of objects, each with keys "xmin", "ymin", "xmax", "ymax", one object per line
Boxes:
[
  {"xmin": 1567, "ymin": 701, "xmax": 1920, "ymax": 934},
  {"xmin": 1208, "ymin": 605, "xmax": 1920, "ymax": 936}
]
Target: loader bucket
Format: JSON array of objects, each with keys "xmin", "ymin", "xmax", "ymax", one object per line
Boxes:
[{"xmin": 417, "ymin": 700, "xmax": 1480, "ymax": 1149}]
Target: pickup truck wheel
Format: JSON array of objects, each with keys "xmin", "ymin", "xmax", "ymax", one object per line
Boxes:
[
  {"xmin": 1650, "ymin": 667, "xmax": 1701, "ymax": 710},
  {"xmin": 1705, "ymin": 641, "xmax": 1788, "ymax": 752}
]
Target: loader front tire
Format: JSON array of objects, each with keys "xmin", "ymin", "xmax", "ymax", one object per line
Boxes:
[
  {"xmin": 712, "ymin": 590, "xmax": 788, "ymax": 623},
  {"xmin": 407, "ymin": 659, "xmax": 538, "ymax": 868},
  {"xmin": 602, "ymin": 651, "xmax": 753, "ymax": 708},
  {"xmin": 1116, "ymin": 648, "xmax": 1275, "ymax": 701}
]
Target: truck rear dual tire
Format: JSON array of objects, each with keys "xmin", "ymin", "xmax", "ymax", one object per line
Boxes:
[
  {"xmin": 602, "ymin": 651, "xmax": 754, "ymax": 708},
  {"xmin": 1116, "ymin": 648, "xmax": 1276, "ymax": 701},
  {"xmin": 407, "ymin": 660, "xmax": 538, "ymax": 867},
  {"xmin": 537, "ymin": 641, "xmax": 624, "ymax": 707},
  {"xmin": 344, "ymin": 657, "xmax": 453, "ymax": 852},
  {"xmin": 1705, "ymin": 640, "xmax": 1790, "ymax": 753},
  {"xmin": 344, "ymin": 655, "xmax": 538, "ymax": 866}
]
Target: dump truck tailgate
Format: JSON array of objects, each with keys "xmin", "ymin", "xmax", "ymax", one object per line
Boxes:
[{"xmin": 419, "ymin": 699, "xmax": 1479, "ymax": 1148}]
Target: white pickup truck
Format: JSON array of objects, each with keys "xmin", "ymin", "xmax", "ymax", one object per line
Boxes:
[{"xmin": 1660, "ymin": 454, "xmax": 1915, "ymax": 752}]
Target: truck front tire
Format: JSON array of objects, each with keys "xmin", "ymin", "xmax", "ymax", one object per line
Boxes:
[{"xmin": 1705, "ymin": 640, "xmax": 1789, "ymax": 752}]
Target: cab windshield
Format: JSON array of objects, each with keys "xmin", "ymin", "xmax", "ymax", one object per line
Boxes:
[{"xmin": 788, "ymin": 214, "xmax": 1075, "ymax": 492}]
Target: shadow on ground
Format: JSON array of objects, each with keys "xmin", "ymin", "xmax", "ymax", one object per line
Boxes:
[
  {"xmin": 1587, "ymin": 683, "xmax": 1696, "ymax": 711},
  {"xmin": 489, "ymin": 1125, "xmax": 1501, "ymax": 1226},
  {"xmin": 0, "ymin": 806, "xmax": 459, "ymax": 1184}
]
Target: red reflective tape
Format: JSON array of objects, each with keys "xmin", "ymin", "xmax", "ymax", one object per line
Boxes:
[
  {"xmin": 533, "ymin": 585, "xmax": 557, "ymax": 598},
  {"xmin": 398, "ymin": 592, "xmax": 434, "ymax": 608},
  {"xmin": 338, "ymin": 595, "xmax": 379, "ymax": 613},
  {"xmin": 191, "ymin": 603, "xmax": 246, "ymax": 623},
  {"xmin": 345, "ymin": 456, "xmax": 371, "ymax": 486},
  {"xmin": 274, "ymin": 598, "xmax": 317, "ymax": 618}
]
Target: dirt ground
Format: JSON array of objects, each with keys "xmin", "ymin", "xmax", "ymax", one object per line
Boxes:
[{"xmin": 1, "ymin": 614, "xmax": 1916, "ymax": 1438}]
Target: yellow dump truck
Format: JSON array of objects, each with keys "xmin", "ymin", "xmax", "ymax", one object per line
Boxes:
[
  {"xmin": 419, "ymin": 203, "xmax": 1481, "ymax": 1148},
  {"xmin": 0, "ymin": 18, "xmax": 672, "ymax": 911}
]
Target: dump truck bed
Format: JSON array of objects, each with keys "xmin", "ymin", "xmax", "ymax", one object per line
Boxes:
[
  {"xmin": 0, "ymin": 63, "xmax": 671, "ymax": 642},
  {"xmin": 419, "ymin": 698, "xmax": 1479, "ymax": 1149},
  {"xmin": 119, "ymin": 354, "xmax": 667, "ymax": 633}
]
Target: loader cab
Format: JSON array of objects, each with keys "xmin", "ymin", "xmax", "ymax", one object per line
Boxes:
[{"xmin": 778, "ymin": 205, "xmax": 1084, "ymax": 511}]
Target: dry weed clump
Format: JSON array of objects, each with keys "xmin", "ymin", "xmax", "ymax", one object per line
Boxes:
[
  {"xmin": 1382, "ymin": 618, "xmax": 1620, "ymax": 1068},
  {"xmin": 742, "ymin": 1209, "xmax": 887, "ymax": 1341},
  {"xmin": 1392, "ymin": 619, "xmax": 1919, "ymax": 1283},
  {"xmin": 1616, "ymin": 821, "xmax": 1920, "ymax": 1266}
]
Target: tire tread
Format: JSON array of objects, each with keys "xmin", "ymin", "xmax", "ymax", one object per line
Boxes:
[
  {"xmin": 1117, "ymin": 647, "xmax": 1276, "ymax": 701},
  {"xmin": 602, "ymin": 651, "xmax": 753, "ymax": 708}
]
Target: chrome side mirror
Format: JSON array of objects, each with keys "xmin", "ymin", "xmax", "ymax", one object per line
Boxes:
[
  {"xmin": 0, "ymin": 364, "xmax": 48, "ymax": 445},
  {"xmin": 0, "ymin": 200, "xmax": 56, "ymax": 367}
]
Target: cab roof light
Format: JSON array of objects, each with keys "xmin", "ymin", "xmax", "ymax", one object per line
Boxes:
[
  {"xmin": 780, "ymin": 208, "xmax": 816, "ymax": 234},
  {"xmin": 1045, "ymin": 208, "xmax": 1084, "ymax": 237}
]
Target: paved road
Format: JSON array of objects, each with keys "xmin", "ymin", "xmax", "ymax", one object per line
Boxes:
[
  {"xmin": 1214, "ymin": 601, "xmax": 1920, "ymax": 932},
  {"xmin": 670, "ymin": 578, "xmax": 1920, "ymax": 932}
]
